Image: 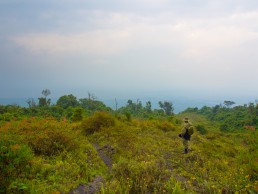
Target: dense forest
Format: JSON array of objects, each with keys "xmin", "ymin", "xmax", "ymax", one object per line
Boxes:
[{"xmin": 0, "ymin": 90, "xmax": 257, "ymax": 193}]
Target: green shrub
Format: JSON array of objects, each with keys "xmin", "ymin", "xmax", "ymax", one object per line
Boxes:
[
  {"xmin": 124, "ymin": 112, "xmax": 132, "ymax": 122},
  {"xmin": 0, "ymin": 139, "xmax": 33, "ymax": 193},
  {"xmin": 28, "ymin": 130, "xmax": 78, "ymax": 156},
  {"xmin": 0, "ymin": 113, "xmax": 14, "ymax": 121},
  {"xmin": 196, "ymin": 124, "xmax": 208, "ymax": 135},
  {"xmin": 157, "ymin": 121, "xmax": 176, "ymax": 132},
  {"xmin": 71, "ymin": 107, "xmax": 83, "ymax": 122},
  {"xmin": 111, "ymin": 158, "xmax": 170, "ymax": 193},
  {"xmin": 174, "ymin": 118, "xmax": 182, "ymax": 125},
  {"xmin": 81, "ymin": 111, "xmax": 116, "ymax": 135}
]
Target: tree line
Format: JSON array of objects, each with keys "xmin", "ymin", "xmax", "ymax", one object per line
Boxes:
[
  {"xmin": 182, "ymin": 100, "xmax": 258, "ymax": 132},
  {"xmin": 0, "ymin": 89, "xmax": 174, "ymax": 121}
]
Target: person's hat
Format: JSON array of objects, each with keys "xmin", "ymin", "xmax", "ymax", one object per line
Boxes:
[{"xmin": 184, "ymin": 117, "xmax": 189, "ymax": 122}]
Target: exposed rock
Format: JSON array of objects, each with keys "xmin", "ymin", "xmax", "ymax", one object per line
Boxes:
[{"xmin": 69, "ymin": 176, "xmax": 104, "ymax": 194}]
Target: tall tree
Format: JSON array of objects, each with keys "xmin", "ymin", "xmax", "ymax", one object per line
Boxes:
[
  {"xmin": 42, "ymin": 89, "xmax": 51, "ymax": 98},
  {"xmin": 159, "ymin": 101, "xmax": 174, "ymax": 115},
  {"xmin": 79, "ymin": 97, "xmax": 110, "ymax": 112},
  {"xmin": 115, "ymin": 98, "xmax": 118, "ymax": 111},
  {"xmin": 224, "ymin": 101, "xmax": 235, "ymax": 108},
  {"xmin": 145, "ymin": 101, "xmax": 152, "ymax": 113},
  {"xmin": 26, "ymin": 98, "xmax": 37, "ymax": 108},
  {"xmin": 38, "ymin": 89, "xmax": 51, "ymax": 107},
  {"xmin": 56, "ymin": 94, "xmax": 79, "ymax": 109}
]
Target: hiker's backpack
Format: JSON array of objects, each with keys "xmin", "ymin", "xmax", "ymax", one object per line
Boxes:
[
  {"xmin": 183, "ymin": 123, "xmax": 194, "ymax": 140},
  {"xmin": 187, "ymin": 124, "xmax": 194, "ymax": 135}
]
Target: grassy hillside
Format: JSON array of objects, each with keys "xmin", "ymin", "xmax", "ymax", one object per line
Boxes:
[{"xmin": 0, "ymin": 112, "xmax": 257, "ymax": 193}]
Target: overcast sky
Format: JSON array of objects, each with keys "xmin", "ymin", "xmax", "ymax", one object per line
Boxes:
[{"xmin": 1, "ymin": 0, "xmax": 258, "ymax": 103}]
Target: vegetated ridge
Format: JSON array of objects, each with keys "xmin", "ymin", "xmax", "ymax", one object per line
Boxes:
[{"xmin": 0, "ymin": 93, "xmax": 257, "ymax": 193}]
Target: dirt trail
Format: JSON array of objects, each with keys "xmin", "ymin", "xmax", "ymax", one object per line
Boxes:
[
  {"xmin": 69, "ymin": 144, "xmax": 115, "ymax": 194},
  {"xmin": 93, "ymin": 144, "xmax": 115, "ymax": 171},
  {"xmin": 69, "ymin": 176, "xmax": 104, "ymax": 194}
]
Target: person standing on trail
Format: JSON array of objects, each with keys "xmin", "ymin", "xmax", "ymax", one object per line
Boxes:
[{"xmin": 178, "ymin": 117, "xmax": 194, "ymax": 154}]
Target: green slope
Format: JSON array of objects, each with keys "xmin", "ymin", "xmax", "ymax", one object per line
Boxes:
[{"xmin": 0, "ymin": 112, "xmax": 257, "ymax": 193}]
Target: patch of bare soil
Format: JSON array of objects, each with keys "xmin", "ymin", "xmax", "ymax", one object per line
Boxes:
[
  {"xmin": 69, "ymin": 176, "xmax": 104, "ymax": 194},
  {"xmin": 69, "ymin": 144, "xmax": 115, "ymax": 194},
  {"xmin": 95, "ymin": 144, "xmax": 115, "ymax": 170}
]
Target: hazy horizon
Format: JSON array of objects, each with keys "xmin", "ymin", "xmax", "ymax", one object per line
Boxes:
[
  {"xmin": 0, "ymin": 93, "xmax": 256, "ymax": 113},
  {"xmin": 1, "ymin": 0, "xmax": 258, "ymax": 102}
]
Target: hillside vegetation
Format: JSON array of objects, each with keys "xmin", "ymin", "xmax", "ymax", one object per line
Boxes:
[{"xmin": 0, "ymin": 95, "xmax": 258, "ymax": 193}]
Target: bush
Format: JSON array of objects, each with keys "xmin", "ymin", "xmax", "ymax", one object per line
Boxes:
[
  {"xmin": 0, "ymin": 113, "xmax": 14, "ymax": 121},
  {"xmin": 220, "ymin": 124, "xmax": 230, "ymax": 132},
  {"xmin": 0, "ymin": 139, "xmax": 33, "ymax": 193},
  {"xmin": 81, "ymin": 111, "xmax": 116, "ymax": 134},
  {"xmin": 174, "ymin": 118, "xmax": 182, "ymax": 125},
  {"xmin": 157, "ymin": 121, "xmax": 176, "ymax": 132},
  {"xmin": 111, "ymin": 158, "xmax": 172, "ymax": 193},
  {"xmin": 71, "ymin": 107, "xmax": 83, "ymax": 122},
  {"xmin": 124, "ymin": 112, "xmax": 132, "ymax": 122},
  {"xmin": 28, "ymin": 130, "xmax": 78, "ymax": 156},
  {"xmin": 196, "ymin": 124, "xmax": 208, "ymax": 135},
  {"xmin": 13, "ymin": 117, "xmax": 78, "ymax": 157}
]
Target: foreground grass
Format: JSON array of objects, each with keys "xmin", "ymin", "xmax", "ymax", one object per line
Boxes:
[
  {"xmin": 88, "ymin": 114, "xmax": 258, "ymax": 193},
  {"xmin": 0, "ymin": 117, "xmax": 106, "ymax": 193},
  {"xmin": 1, "ymin": 113, "xmax": 257, "ymax": 193}
]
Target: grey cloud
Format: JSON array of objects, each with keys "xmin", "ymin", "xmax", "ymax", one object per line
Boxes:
[{"xmin": 1, "ymin": 0, "xmax": 258, "ymax": 100}]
